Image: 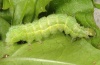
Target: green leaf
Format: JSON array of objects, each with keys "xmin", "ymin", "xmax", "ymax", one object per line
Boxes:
[
  {"xmin": 1, "ymin": 32, "xmax": 100, "ymax": 65},
  {"xmin": 0, "ymin": 10, "xmax": 12, "ymax": 23},
  {"xmin": 1, "ymin": 0, "xmax": 100, "ymax": 65},
  {"xmin": 48, "ymin": 0, "xmax": 96, "ymax": 28},
  {"xmin": 48, "ymin": 0, "xmax": 100, "ymax": 49},
  {"xmin": 2, "ymin": 0, "xmax": 10, "ymax": 10},
  {"xmin": 34, "ymin": 0, "xmax": 52, "ymax": 19},
  {"xmin": 48, "ymin": 0, "xmax": 93, "ymax": 14},
  {"xmin": 75, "ymin": 12, "xmax": 100, "ymax": 48},
  {"xmin": 0, "ymin": 17, "xmax": 10, "ymax": 41},
  {"xmin": 93, "ymin": 0, "xmax": 100, "ymax": 9},
  {"xmin": 8, "ymin": 0, "xmax": 36, "ymax": 25},
  {"xmin": 0, "ymin": 0, "xmax": 2, "ymax": 9},
  {"xmin": 0, "ymin": 41, "xmax": 5, "ymax": 58},
  {"xmin": 3, "ymin": 0, "xmax": 52, "ymax": 25}
]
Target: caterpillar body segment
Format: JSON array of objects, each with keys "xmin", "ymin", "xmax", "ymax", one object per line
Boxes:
[{"xmin": 6, "ymin": 14, "xmax": 96, "ymax": 45}]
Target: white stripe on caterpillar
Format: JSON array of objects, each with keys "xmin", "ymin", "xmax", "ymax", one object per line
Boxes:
[{"xmin": 6, "ymin": 14, "xmax": 96, "ymax": 45}]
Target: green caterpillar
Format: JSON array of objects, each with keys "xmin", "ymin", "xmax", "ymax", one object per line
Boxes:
[{"xmin": 6, "ymin": 14, "xmax": 96, "ymax": 45}]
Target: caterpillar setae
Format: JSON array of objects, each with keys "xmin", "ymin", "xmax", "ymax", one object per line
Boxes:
[{"xmin": 6, "ymin": 14, "xmax": 96, "ymax": 45}]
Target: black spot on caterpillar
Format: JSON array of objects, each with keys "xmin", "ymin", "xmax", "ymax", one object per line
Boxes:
[
  {"xmin": 6, "ymin": 14, "xmax": 96, "ymax": 45},
  {"xmin": 16, "ymin": 40, "xmax": 27, "ymax": 45}
]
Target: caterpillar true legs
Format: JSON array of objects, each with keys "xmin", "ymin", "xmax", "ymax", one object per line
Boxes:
[{"xmin": 6, "ymin": 14, "xmax": 96, "ymax": 45}]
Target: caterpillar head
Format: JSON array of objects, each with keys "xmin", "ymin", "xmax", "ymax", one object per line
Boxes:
[{"xmin": 86, "ymin": 28, "xmax": 96, "ymax": 37}]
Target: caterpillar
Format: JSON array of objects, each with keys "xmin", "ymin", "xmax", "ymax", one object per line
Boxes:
[{"xmin": 6, "ymin": 14, "xmax": 96, "ymax": 45}]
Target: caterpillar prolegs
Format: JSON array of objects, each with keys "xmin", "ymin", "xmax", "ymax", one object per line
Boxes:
[{"xmin": 6, "ymin": 14, "xmax": 96, "ymax": 45}]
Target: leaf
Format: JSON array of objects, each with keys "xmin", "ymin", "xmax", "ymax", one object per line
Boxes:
[
  {"xmin": 48, "ymin": 0, "xmax": 97, "ymax": 28},
  {"xmin": 93, "ymin": 0, "xmax": 100, "ymax": 9},
  {"xmin": 48, "ymin": 0, "xmax": 93, "ymax": 14},
  {"xmin": 75, "ymin": 12, "xmax": 100, "ymax": 48},
  {"xmin": 2, "ymin": 0, "xmax": 52, "ymax": 25},
  {"xmin": 48, "ymin": 0, "xmax": 96, "ymax": 28},
  {"xmin": 2, "ymin": 0, "xmax": 10, "ymax": 10},
  {"xmin": 48, "ymin": 0, "xmax": 100, "ymax": 49},
  {"xmin": 0, "ymin": 58, "xmax": 75, "ymax": 65},
  {"xmin": 1, "ymin": 32, "xmax": 100, "ymax": 65},
  {"xmin": 1, "ymin": 0, "xmax": 100, "ymax": 65},
  {"xmin": 0, "ymin": 17, "xmax": 10, "ymax": 41},
  {"xmin": 0, "ymin": 0, "xmax": 2, "ymax": 9},
  {"xmin": 8, "ymin": 0, "xmax": 36, "ymax": 25},
  {"xmin": 0, "ymin": 10, "xmax": 12, "ymax": 23},
  {"xmin": 0, "ymin": 41, "xmax": 6, "ymax": 58},
  {"xmin": 34, "ymin": 0, "xmax": 52, "ymax": 19}
]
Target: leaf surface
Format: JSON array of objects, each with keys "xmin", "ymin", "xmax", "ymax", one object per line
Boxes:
[{"xmin": 1, "ymin": 33, "xmax": 100, "ymax": 65}]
